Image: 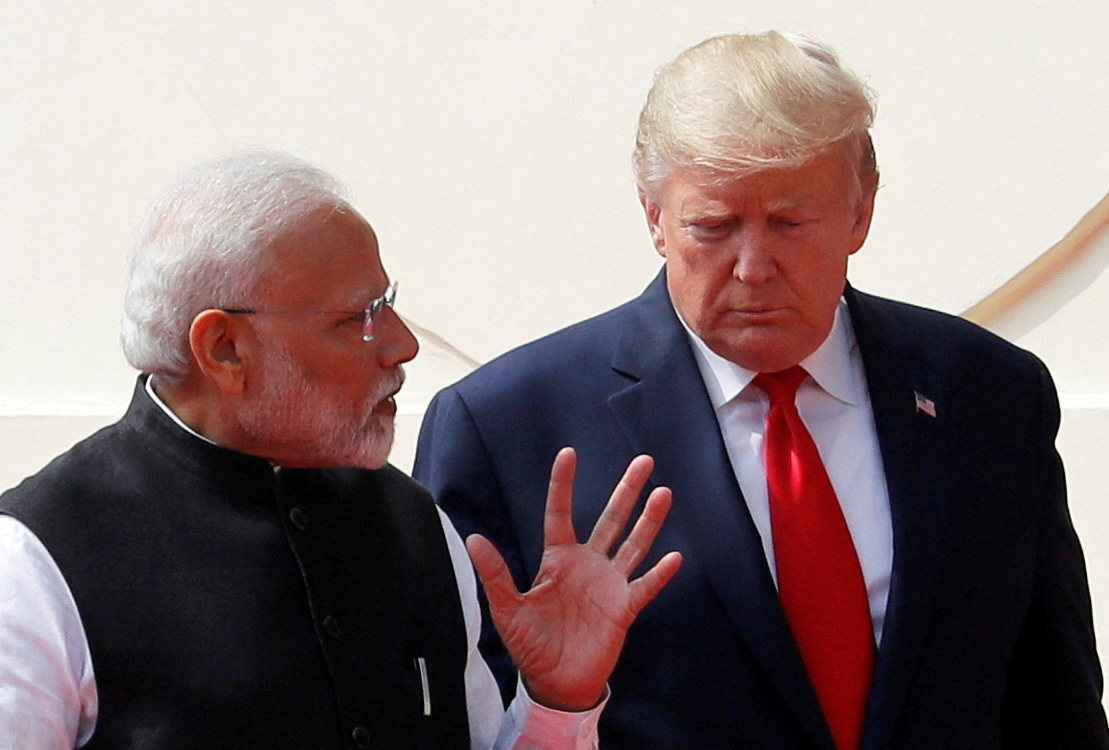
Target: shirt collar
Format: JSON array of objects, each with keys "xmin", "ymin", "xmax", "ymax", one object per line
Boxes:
[
  {"xmin": 144, "ymin": 375, "xmax": 221, "ymax": 446},
  {"xmin": 677, "ymin": 299, "xmax": 862, "ymax": 410}
]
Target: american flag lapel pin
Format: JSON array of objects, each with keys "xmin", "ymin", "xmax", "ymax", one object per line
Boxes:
[{"xmin": 914, "ymin": 391, "xmax": 937, "ymax": 418}]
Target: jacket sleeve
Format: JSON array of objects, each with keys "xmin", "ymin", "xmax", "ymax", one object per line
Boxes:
[{"xmin": 1000, "ymin": 362, "xmax": 1108, "ymax": 746}]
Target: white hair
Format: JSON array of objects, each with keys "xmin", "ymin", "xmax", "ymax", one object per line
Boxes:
[
  {"xmin": 120, "ymin": 150, "xmax": 349, "ymax": 382},
  {"xmin": 633, "ymin": 31, "xmax": 877, "ymax": 198}
]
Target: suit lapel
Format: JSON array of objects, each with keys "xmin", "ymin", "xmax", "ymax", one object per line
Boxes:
[
  {"xmin": 846, "ymin": 287, "xmax": 950, "ymax": 750},
  {"xmin": 607, "ymin": 271, "xmax": 834, "ymax": 748},
  {"xmin": 605, "ymin": 279, "xmax": 954, "ymax": 746}
]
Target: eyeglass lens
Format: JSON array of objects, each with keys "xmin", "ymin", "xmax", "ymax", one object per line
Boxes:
[{"xmin": 362, "ymin": 280, "xmax": 398, "ymax": 342}]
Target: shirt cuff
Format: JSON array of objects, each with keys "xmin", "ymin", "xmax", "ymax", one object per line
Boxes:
[{"xmin": 494, "ymin": 678, "xmax": 608, "ymax": 750}]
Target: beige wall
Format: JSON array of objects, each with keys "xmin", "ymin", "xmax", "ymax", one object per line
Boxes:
[{"xmin": 2, "ymin": 0, "xmax": 1106, "ymax": 701}]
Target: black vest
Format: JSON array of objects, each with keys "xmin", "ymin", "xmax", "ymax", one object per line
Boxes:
[{"xmin": 0, "ymin": 378, "xmax": 470, "ymax": 749}]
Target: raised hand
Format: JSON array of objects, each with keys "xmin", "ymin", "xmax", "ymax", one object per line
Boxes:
[{"xmin": 465, "ymin": 447, "xmax": 682, "ymax": 712}]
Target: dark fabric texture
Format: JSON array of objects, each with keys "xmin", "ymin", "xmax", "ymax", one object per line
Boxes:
[
  {"xmin": 414, "ymin": 269, "xmax": 1108, "ymax": 749},
  {"xmin": 1, "ymin": 378, "xmax": 470, "ymax": 749}
]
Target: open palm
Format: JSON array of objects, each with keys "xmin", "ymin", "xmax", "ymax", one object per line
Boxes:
[{"xmin": 466, "ymin": 447, "xmax": 682, "ymax": 711}]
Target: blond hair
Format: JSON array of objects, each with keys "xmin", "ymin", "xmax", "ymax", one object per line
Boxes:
[{"xmin": 633, "ymin": 31, "xmax": 876, "ymax": 198}]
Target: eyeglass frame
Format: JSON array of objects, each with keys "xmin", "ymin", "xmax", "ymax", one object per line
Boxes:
[{"xmin": 223, "ymin": 279, "xmax": 398, "ymax": 343}]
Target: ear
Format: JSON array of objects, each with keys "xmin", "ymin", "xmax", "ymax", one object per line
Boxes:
[
  {"xmin": 189, "ymin": 309, "xmax": 248, "ymax": 395},
  {"xmin": 639, "ymin": 189, "xmax": 667, "ymax": 258},
  {"xmin": 848, "ymin": 173, "xmax": 878, "ymax": 256}
]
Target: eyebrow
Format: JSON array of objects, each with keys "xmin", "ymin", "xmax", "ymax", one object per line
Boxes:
[
  {"xmin": 767, "ymin": 197, "xmax": 817, "ymax": 212},
  {"xmin": 678, "ymin": 204, "xmax": 732, "ymax": 222}
]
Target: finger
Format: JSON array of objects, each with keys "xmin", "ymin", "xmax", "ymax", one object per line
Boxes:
[
  {"xmin": 627, "ymin": 550, "xmax": 683, "ymax": 616},
  {"xmin": 586, "ymin": 454, "xmax": 655, "ymax": 554},
  {"xmin": 466, "ymin": 533, "xmax": 521, "ymax": 613},
  {"xmin": 543, "ymin": 447, "xmax": 578, "ymax": 547},
  {"xmin": 612, "ymin": 485, "xmax": 672, "ymax": 575}
]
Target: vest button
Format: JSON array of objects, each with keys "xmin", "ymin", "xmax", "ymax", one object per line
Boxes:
[
  {"xmin": 323, "ymin": 615, "xmax": 341, "ymax": 638},
  {"xmin": 351, "ymin": 725, "xmax": 371, "ymax": 748},
  {"xmin": 289, "ymin": 507, "xmax": 308, "ymax": 530}
]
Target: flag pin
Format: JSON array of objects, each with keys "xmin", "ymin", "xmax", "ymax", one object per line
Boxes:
[{"xmin": 914, "ymin": 391, "xmax": 937, "ymax": 418}]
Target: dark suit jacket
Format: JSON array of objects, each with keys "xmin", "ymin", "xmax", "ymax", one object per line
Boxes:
[{"xmin": 414, "ymin": 270, "xmax": 1107, "ymax": 749}]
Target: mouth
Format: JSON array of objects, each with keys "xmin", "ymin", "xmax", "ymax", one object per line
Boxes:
[
  {"xmin": 729, "ymin": 305, "xmax": 786, "ymax": 318},
  {"xmin": 373, "ymin": 397, "xmax": 398, "ymax": 417},
  {"xmin": 372, "ymin": 370, "xmax": 405, "ymax": 415}
]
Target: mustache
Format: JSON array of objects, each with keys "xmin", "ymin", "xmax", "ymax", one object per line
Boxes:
[{"xmin": 375, "ymin": 366, "xmax": 406, "ymax": 401}]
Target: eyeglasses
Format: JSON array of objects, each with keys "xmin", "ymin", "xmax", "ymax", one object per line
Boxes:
[{"xmin": 224, "ymin": 280, "xmax": 398, "ymax": 342}]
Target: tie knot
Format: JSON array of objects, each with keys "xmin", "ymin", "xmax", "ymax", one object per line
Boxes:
[{"xmin": 753, "ymin": 365, "xmax": 808, "ymax": 404}]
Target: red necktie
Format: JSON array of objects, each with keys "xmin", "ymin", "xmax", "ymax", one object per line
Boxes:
[{"xmin": 754, "ymin": 365, "xmax": 874, "ymax": 750}]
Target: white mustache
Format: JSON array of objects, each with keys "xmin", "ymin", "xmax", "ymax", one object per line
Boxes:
[{"xmin": 375, "ymin": 366, "xmax": 406, "ymax": 403}]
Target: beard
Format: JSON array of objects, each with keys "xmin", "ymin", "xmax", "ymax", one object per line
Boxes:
[{"xmin": 235, "ymin": 345, "xmax": 404, "ymax": 469}]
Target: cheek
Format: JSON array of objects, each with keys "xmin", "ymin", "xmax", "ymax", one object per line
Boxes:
[
  {"xmin": 785, "ymin": 250, "xmax": 851, "ymax": 316},
  {"xmin": 667, "ymin": 256, "xmax": 731, "ymax": 325},
  {"xmin": 678, "ymin": 251, "xmax": 734, "ymax": 295}
]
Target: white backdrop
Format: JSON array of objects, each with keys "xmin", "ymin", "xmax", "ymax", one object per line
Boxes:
[{"xmin": 2, "ymin": 0, "xmax": 1106, "ymax": 702}]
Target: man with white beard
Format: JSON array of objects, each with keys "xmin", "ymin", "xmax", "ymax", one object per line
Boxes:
[{"xmin": 0, "ymin": 150, "xmax": 681, "ymax": 750}]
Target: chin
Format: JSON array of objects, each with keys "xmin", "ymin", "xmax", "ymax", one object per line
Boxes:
[
  {"xmin": 708, "ymin": 326, "xmax": 822, "ymax": 372},
  {"xmin": 354, "ymin": 455, "xmax": 390, "ymax": 470},
  {"xmin": 350, "ymin": 429, "xmax": 395, "ymax": 470}
]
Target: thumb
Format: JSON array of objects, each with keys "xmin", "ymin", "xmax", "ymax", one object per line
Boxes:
[{"xmin": 466, "ymin": 534, "xmax": 521, "ymax": 612}]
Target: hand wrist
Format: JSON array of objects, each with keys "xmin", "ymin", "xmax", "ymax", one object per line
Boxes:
[{"xmin": 522, "ymin": 677, "xmax": 608, "ymax": 713}]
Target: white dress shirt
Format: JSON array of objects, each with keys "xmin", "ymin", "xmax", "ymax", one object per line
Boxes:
[
  {"xmin": 0, "ymin": 381, "xmax": 603, "ymax": 750},
  {"xmin": 679, "ymin": 300, "xmax": 894, "ymax": 643}
]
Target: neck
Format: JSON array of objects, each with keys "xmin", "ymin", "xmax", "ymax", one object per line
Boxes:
[{"xmin": 150, "ymin": 371, "xmax": 239, "ymax": 449}]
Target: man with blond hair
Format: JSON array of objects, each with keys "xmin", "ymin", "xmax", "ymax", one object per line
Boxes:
[
  {"xmin": 0, "ymin": 150, "xmax": 682, "ymax": 749},
  {"xmin": 415, "ymin": 31, "xmax": 1108, "ymax": 748}
]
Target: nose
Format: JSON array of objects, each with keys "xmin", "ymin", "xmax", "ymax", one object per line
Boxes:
[
  {"xmin": 375, "ymin": 306, "xmax": 419, "ymax": 367},
  {"xmin": 730, "ymin": 227, "xmax": 776, "ymax": 285}
]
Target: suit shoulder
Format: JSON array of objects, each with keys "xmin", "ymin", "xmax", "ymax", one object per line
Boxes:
[
  {"xmin": 849, "ymin": 288, "xmax": 1048, "ymax": 373},
  {"xmin": 442, "ymin": 297, "xmax": 637, "ymax": 396},
  {"xmin": 0, "ymin": 420, "xmax": 124, "ymax": 513}
]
